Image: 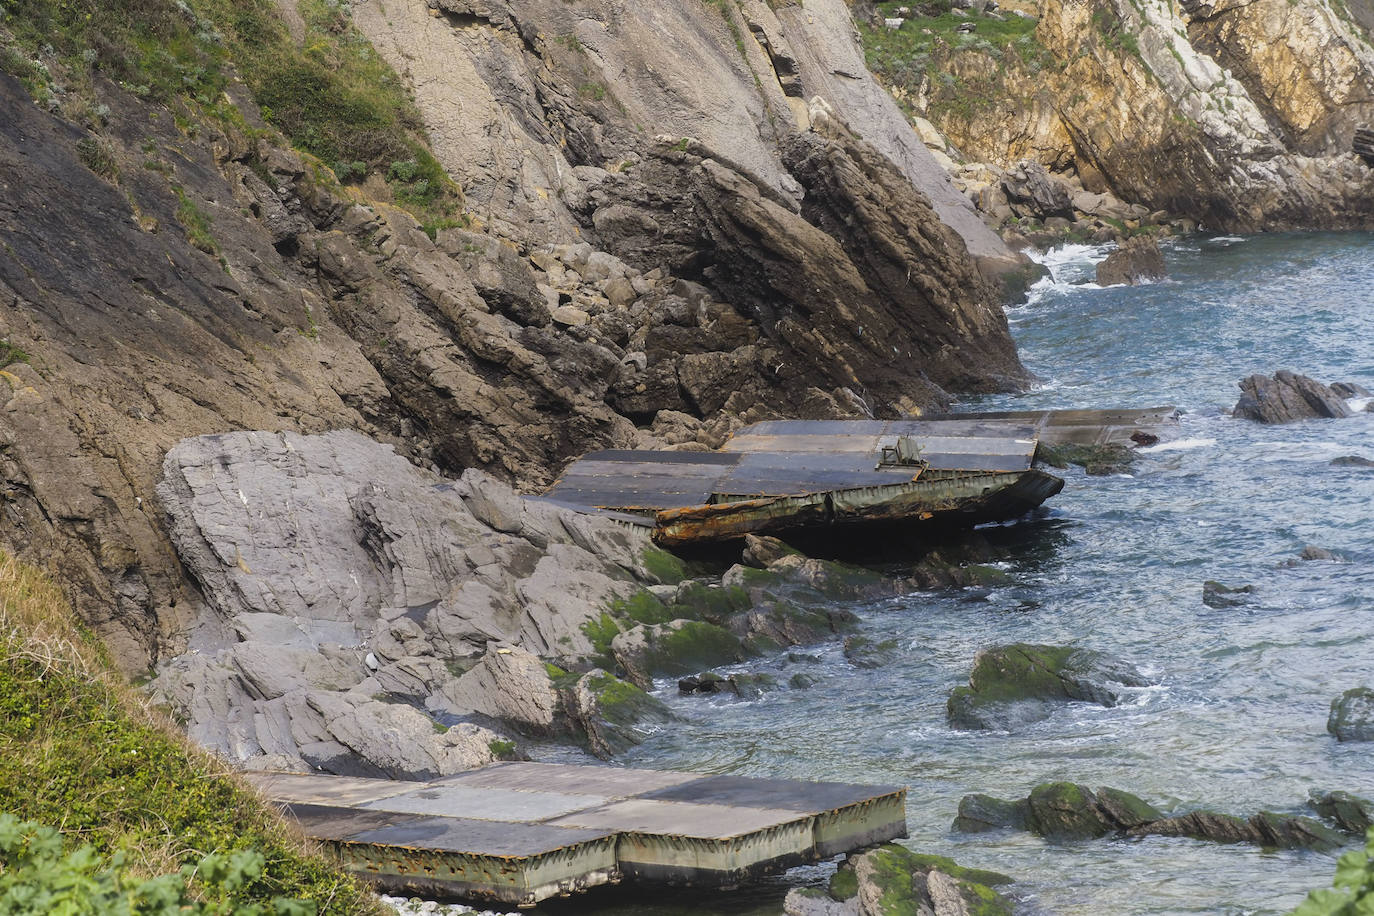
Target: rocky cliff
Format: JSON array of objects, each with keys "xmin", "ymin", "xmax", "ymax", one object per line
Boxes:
[
  {"xmin": 868, "ymin": 0, "xmax": 1374, "ymax": 232},
  {"xmin": 0, "ymin": 0, "xmax": 1025, "ymax": 676}
]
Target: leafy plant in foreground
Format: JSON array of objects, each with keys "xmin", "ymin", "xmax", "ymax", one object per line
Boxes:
[
  {"xmin": 0, "ymin": 814, "xmax": 314, "ymax": 915},
  {"xmin": 1291, "ymin": 826, "xmax": 1374, "ymax": 915}
]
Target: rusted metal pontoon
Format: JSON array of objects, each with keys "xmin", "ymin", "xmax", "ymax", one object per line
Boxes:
[
  {"xmin": 247, "ymin": 762, "xmax": 906, "ymax": 906},
  {"xmin": 541, "ymin": 409, "xmax": 1177, "ymax": 547}
]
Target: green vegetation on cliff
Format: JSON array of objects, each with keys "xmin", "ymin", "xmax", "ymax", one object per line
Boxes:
[
  {"xmin": 0, "ymin": 0, "xmax": 459, "ymax": 220},
  {"xmin": 0, "ymin": 553, "xmax": 384, "ymax": 914}
]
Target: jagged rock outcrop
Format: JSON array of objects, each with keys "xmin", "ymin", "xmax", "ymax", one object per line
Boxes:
[
  {"xmin": 0, "ymin": 0, "xmax": 1042, "ymax": 675},
  {"xmin": 1233, "ymin": 371, "xmax": 1365, "ymax": 423},
  {"xmin": 888, "ymin": 0, "xmax": 1374, "ymax": 232},
  {"xmin": 350, "ymin": 0, "xmax": 1027, "ymax": 280}
]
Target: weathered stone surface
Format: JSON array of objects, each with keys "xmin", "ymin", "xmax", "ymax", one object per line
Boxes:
[
  {"xmin": 742, "ymin": 534, "xmax": 803, "ymax": 569},
  {"xmin": 1329, "ymin": 687, "xmax": 1374, "ymax": 742},
  {"xmin": 1027, "ymin": 783, "xmax": 1114, "ymax": 840},
  {"xmin": 1096, "ymin": 236, "xmax": 1168, "ymax": 286},
  {"xmin": 947, "ymin": 643, "xmax": 1153, "ymax": 730},
  {"xmin": 151, "ymin": 429, "xmax": 685, "ymax": 771},
  {"xmin": 1234, "ymin": 371, "xmax": 1357, "ymax": 423}
]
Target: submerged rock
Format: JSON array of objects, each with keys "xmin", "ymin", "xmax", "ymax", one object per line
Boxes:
[
  {"xmin": 1331, "ymin": 456, "xmax": 1374, "ymax": 468},
  {"xmin": 1233, "ymin": 371, "xmax": 1357, "ymax": 423},
  {"xmin": 947, "ymin": 643, "xmax": 1153, "ymax": 730},
  {"xmin": 953, "ymin": 793, "xmax": 1031, "ymax": 833},
  {"xmin": 1202, "ymin": 580, "xmax": 1256, "ymax": 609},
  {"xmin": 843, "ymin": 636, "xmax": 902, "ymax": 669},
  {"xmin": 1096, "ymin": 236, "xmax": 1168, "ymax": 286},
  {"xmin": 1329, "ymin": 687, "xmax": 1374, "ymax": 742},
  {"xmin": 1034, "ymin": 442, "xmax": 1135, "ymax": 476}
]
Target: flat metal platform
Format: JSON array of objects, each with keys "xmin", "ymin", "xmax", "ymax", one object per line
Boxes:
[{"xmin": 247, "ymin": 762, "xmax": 906, "ymax": 906}]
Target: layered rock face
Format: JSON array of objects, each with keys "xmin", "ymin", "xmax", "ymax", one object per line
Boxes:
[
  {"xmin": 0, "ymin": 0, "xmax": 1030, "ymax": 675},
  {"xmin": 350, "ymin": 0, "xmax": 1023, "ymax": 279},
  {"xmin": 152, "ymin": 429, "xmax": 678, "ymax": 774},
  {"xmin": 898, "ymin": 0, "xmax": 1374, "ymax": 231}
]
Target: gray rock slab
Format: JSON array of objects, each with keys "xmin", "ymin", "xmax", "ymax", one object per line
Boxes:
[
  {"xmin": 439, "ymin": 761, "xmax": 700, "ymax": 797},
  {"xmin": 361, "ymin": 784, "xmax": 604, "ymax": 823},
  {"xmin": 546, "ymin": 798, "xmax": 808, "ymax": 838},
  {"xmin": 246, "ymin": 771, "xmax": 413, "ymax": 807}
]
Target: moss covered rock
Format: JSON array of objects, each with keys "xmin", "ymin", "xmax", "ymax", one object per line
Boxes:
[
  {"xmin": 843, "ymin": 635, "xmax": 902, "ymax": 669},
  {"xmin": 845, "ymin": 844, "xmax": 1015, "ymax": 916},
  {"xmin": 611, "ymin": 620, "xmax": 750, "ymax": 689},
  {"xmin": 1035, "ymin": 442, "xmax": 1136, "ymax": 475},
  {"xmin": 1027, "ymin": 782, "xmax": 1114, "ymax": 840},
  {"xmin": 947, "ymin": 643, "xmax": 1152, "ymax": 730},
  {"xmin": 1329, "ymin": 687, "xmax": 1374, "ymax": 741},
  {"xmin": 566, "ymin": 669, "xmax": 673, "ymax": 758}
]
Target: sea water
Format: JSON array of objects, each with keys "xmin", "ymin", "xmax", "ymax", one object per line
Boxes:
[{"xmin": 531, "ymin": 232, "xmax": 1374, "ymax": 916}]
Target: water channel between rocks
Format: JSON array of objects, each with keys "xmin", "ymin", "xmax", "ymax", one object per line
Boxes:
[{"xmin": 460, "ymin": 232, "xmax": 1374, "ymax": 916}]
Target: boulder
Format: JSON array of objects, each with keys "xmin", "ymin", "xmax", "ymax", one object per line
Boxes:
[
  {"xmin": 953, "ymin": 793, "xmax": 1030, "ymax": 833},
  {"xmin": 947, "ymin": 643, "xmax": 1153, "ymax": 730},
  {"xmin": 1026, "ymin": 782, "xmax": 1114, "ymax": 840},
  {"xmin": 1309, "ymin": 790, "xmax": 1374, "ymax": 834},
  {"xmin": 1096, "ymin": 236, "xmax": 1167, "ymax": 286},
  {"xmin": 1329, "ymin": 687, "xmax": 1374, "ymax": 742},
  {"xmin": 741, "ymin": 534, "xmax": 803, "ymax": 568},
  {"xmin": 1001, "ymin": 159, "xmax": 1074, "ymax": 220},
  {"xmin": 1202, "ymin": 580, "xmax": 1255, "ymax": 609},
  {"xmin": 1331, "ymin": 456, "xmax": 1374, "ymax": 468},
  {"xmin": 1233, "ymin": 371, "xmax": 1355, "ymax": 423},
  {"xmin": 817, "ymin": 845, "xmax": 1014, "ymax": 916}
]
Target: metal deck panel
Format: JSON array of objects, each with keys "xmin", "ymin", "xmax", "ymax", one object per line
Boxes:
[
  {"xmin": 346, "ymin": 815, "xmax": 617, "ymax": 858},
  {"xmin": 638, "ymin": 775, "xmax": 906, "ymax": 815}
]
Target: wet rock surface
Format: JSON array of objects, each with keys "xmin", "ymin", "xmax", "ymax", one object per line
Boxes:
[
  {"xmin": 1096, "ymin": 236, "xmax": 1168, "ymax": 286},
  {"xmin": 957, "ymin": 782, "xmax": 1350, "ymax": 851},
  {"xmin": 1329, "ymin": 687, "xmax": 1374, "ymax": 742},
  {"xmin": 947, "ymin": 643, "xmax": 1154, "ymax": 730},
  {"xmin": 1233, "ymin": 371, "xmax": 1365, "ymax": 423}
]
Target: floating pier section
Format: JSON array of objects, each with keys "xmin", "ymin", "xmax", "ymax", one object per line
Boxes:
[{"xmin": 247, "ymin": 762, "xmax": 907, "ymax": 907}]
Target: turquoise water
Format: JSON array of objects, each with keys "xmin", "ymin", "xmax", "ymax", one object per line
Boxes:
[{"xmin": 545, "ymin": 233, "xmax": 1374, "ymax": 915}]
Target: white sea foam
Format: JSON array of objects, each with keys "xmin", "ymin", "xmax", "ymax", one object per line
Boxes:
[
  {"xmin": 1138, "ymin": 437, "xmax": 1217, "ymax": 454},
  {"xmin": 1019, "ymin": 243, "xmax": 1113, "ymax": 307},
  {"xmin": 1205, "ymin": 235, "xmax": 1247, "ymax": 244},
  {"xmin": 1347, "ymin": 396, "xmax": 1373, "ymax": 412}
]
